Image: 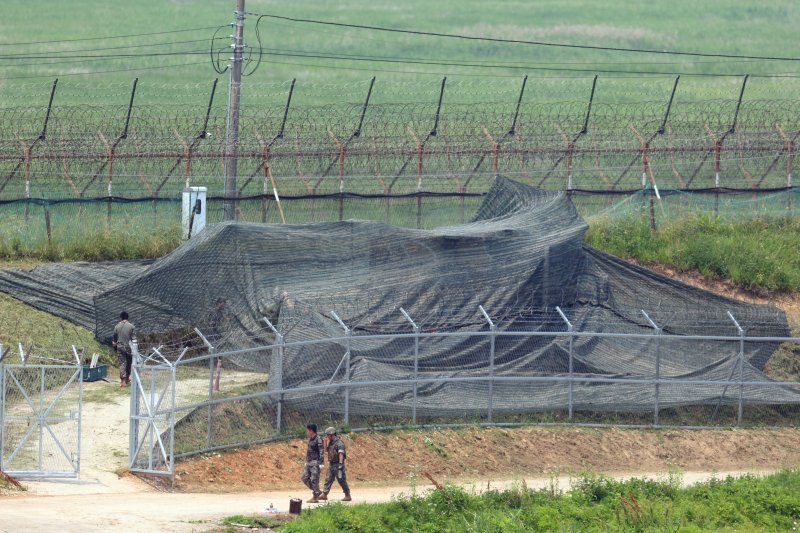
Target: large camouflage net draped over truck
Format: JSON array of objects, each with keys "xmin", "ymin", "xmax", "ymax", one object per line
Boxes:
[{"xmin": 0, "ymin": 177, "xmax": 796, "ymax": 416}]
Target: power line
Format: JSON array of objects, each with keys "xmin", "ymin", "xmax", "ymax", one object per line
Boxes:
[
  {"xmin": 256, "ymin": 20, "xmax": 787, "ymax": 68},
  {"xmin": 246, "ymin": 12, "xmax": 800, "ymax": 63},
  {"xmin": 0, "ymin": 39, "xmax": 210, "ymax": 58},
  {"xmin": 0, "ymin": 49, "xmax": 216, "ymax": 61},
  {"xmin": 259, "ymin": 57, "xmax": 800, "ymax": 80},
  {"xmin": 0, "ymin": 26, "xmax": 223, "ymax": 47},
  {"xmin": 0, "ymin": 61, "xmax": 208, "ymax": 80},
  {"xmin": 262, "ymin": 45, "xmax": 774, "ymax": 67},
  {"xmin": 256, "ymin": 49, "xmax": 800, "ymax": 78}
]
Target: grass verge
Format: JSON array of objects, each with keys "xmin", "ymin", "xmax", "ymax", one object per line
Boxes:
[
  {"xmin": 585, "ymin": 215, "xmax": 800, "ymax": 293},
  {"xmin": 0, "ymin": 292, "xmax": 112, "ymax": 364},
  {"xmin": 267, "ymin": 470, "xmax": 800, "ymax": 532}
]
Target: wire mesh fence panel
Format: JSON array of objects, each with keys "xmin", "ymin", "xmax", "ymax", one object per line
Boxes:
[
  {"xmin": 740, "ymin": 384, "xmax": 800, "ymax": 428},
  {"xmin": 129, "ymin": 362, "xmax": 174, "ymax": 475},
  {"xmin": 125, "ymin": 320, "xmax": 800, "ymax": 472},
  {"xmin": 0, "ymin": 364, "xmax": 81, "ymax": 478}
]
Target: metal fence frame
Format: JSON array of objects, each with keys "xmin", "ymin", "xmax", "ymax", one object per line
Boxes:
[
  {"xmin": 0, "ymin": 344, "xmax": 83, "ymax": 479},
  {"xmin": 127, "ymin": 308, "xmax": 800, "ymax": 477}
]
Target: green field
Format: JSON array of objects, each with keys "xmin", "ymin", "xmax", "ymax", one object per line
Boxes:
[{"xmin": 1, "ymin": 0, "xmax": 800, "ymax": 107}]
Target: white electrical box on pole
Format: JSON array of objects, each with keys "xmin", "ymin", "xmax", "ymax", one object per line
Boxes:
[{"xmin": 223, "ymin": 0, "xmax": 245, "ymax": 221}]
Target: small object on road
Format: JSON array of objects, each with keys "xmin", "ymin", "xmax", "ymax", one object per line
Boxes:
[
  {"xmin": 289, "ymin": 498, "xmax": 302, "ymax": 515},
  {"xmin": 264, "ymin": 502, "xmax": 278, "ymax": 514}
]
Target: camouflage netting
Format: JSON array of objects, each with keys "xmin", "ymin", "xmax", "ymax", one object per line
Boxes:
[{"xmin": 0, "ymin": 177, "xmax": 796, "ymax": 415}]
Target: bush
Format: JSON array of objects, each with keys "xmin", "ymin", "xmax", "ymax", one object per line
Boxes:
[{"xmin": 277, "ymin": 470, "xmax": 800, "ymax": 533}]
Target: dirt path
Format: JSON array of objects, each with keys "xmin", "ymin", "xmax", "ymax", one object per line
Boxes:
[
  {"xmin": 0, "ymin": 470, "xmax": 777, "ymax": 533},
  {"xmin": 9, "ymin": 368, "xmax": 267, "ymax": 497}
]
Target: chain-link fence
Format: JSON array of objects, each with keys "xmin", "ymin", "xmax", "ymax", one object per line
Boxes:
[
  {"xmin": 128, "ymin": 308, "xmax": 800, "ymax": 476},
  {"xmin": 0, "ymin": 344, "xmax": 82, "ymax": 478}
]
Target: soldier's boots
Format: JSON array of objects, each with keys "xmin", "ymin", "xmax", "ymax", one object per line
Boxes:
[
  {"xmin": 308, "ymin": 492, "xmax": 320, "ymax": 503},
  {"xmin": 318, "ymin": 491, "xmax": 328, "ymax": 501},
  {"xmin": 342, "ymin": 493, "xmax": 352, "ymax": 502}
]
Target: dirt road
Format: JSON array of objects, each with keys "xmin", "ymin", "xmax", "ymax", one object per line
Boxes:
[{"xmin": 0, "ymin": 470, "xmax": 775, "ymax": 533}]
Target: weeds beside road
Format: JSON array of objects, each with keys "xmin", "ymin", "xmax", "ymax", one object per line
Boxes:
[{"xmin": 274, "ymin": 470, "xmax": 800, "ymax": 533}]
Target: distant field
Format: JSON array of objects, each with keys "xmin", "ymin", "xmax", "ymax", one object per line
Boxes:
[{"xmin": 1, "ymin": 1, "xmax": 800, "ymax": 107}]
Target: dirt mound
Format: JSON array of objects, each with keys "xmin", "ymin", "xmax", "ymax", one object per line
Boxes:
[{"xmin": 170, "ymin": 426, "xmax": 800, "ymax": 493}]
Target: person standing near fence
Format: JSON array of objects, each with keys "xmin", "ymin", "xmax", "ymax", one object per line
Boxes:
[
  {"xmin": 319, "ymin": 426, "xmax": 351, "ymax": 501},
  {"xmin": 112, "ymin": 311, "xmax": 136, "ymax": 387},
  {"xmin": 301, "ymin": 423, "xmax": 325, "ymax": 503}
]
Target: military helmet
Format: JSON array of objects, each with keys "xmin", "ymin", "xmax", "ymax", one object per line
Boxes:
[{"xmin": 324, "ymin": 426, "xmax": 337, "ymax": 435}]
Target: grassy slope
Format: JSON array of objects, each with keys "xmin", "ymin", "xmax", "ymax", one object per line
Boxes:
[
  {"xmin": 585, "ymin": 215, "xmax": 800, "ymax": 293},
  {"xmin": 0, "ymin": 269, "xmax": 111, "ymax": 362},
  {"xmin": 1, "ymin": 1, "xmax": 799, "ymax": 105}
]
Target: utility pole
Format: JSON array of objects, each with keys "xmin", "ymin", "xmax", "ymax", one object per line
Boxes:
[{"xmin": 223, "ymin": 0, "xmax": 245, "ymax": 221}]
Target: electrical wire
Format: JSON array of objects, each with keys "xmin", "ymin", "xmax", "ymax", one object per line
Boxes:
[
  {"xmin": 248, "ymin": 49, "xmax": 800, "ymax": 78},
  {"xmin": 0, "ymin": 26, "xmax": 224, "ymax": 47},
  {"xmin": 0, "ymin": 61, "xmax": 209, "ymax": 80},
  {"xmin": 0, "ymin": 49, "xmax": 214, "ymax": 61},
  {"xmin": 254, "ymin": 19, "xmax": 785, "ymax": 68},
  {"xmin": 254, "ymin": 49, "xmax": 793, "ymax": 78},
  {"xmin": 261, "ymin": 45, "xmax": 777, "ymax": 68},
  {"xmin": 0, "ymin": 39, "xmax": 211, "ymax": 58},
  {"xmin": 245, "ymin": 12, "xmax": 800, "ymax": 63},
  {"xmin": 210, "ymin": 25, "xmax": 230, "ymax": 74}
]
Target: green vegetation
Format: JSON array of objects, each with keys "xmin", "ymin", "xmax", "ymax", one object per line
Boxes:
[
  {"xmin": 1, "ymin": 0, "xmax": 800, "ymax": 106},
  {"xmin": 0, "ymin": 201, "xmax": 181, "ymax": 262},
  {"xmin": 585, "ymin": 214, "xmax": 800, "ymax": 293},
  {"xmin": 273, "ymin": 470, "xmax": 800, "ymax": 532},
  {"xmin": 0, "ymin": 292, "xmax": 111, "ymax": 363},
  {"xmin": 220, "ymin": 514, "xmax": 290, "ymax": 530}
]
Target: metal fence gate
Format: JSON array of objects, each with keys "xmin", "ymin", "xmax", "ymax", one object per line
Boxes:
[
  {"xmin": 128, "ymin": 348, "xmax": 175, "ymax": 476},
  {"xmin": 0, "ymin": 353, "xmax": 83, "ymax": 478}
]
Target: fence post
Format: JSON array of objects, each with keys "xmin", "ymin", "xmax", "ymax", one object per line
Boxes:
[
  {"xmin": 330, "ymin": 311, "xmax": 351, "ymax": 426},
  {"xmin": 0, "ymin": 343, "xmax": 5, "ymax": 472},
  {"xmin": 327, "ymin": 129, "xmax": 346, "ymax": 221},
  {"xmin": 194, "ymin": 328, "xmax": 215, "ymax": 449},
  {"xmin": 22, "ymin": 143, "xmax": 31, "ymax": 221},
  {"xmin": 727, "ymin": 312, "xmax": 745, "ymax": 425},
  {"xmin": 170, "ymin": 362, "xmax": 176, "ymax": 478},
  {"xmin": 556, "ymin": 307, "xmax": 574, "ymax": 419},
  {"xmin": 479, "ymin": 305, "xmax": 496, "ymax": 424},
  {"xmin": 43, "ymin": 200, "xmax": 52, "ymax": 247},
  {"xmin": 263, "ymin": 317, "xmax": 284, "ymax": 435},
  {"xmin": 775, "ymin": 124, "xmax": 796, "ymax": 213},
  {"xmin": 642, "ymin": 310, "xmax": 661, "ymax": 427},
  {"xmin": 128, "ymin": 341, "xmax": 139, "ymax": 467},
  {"xmin": 407, "ymin": 127, "xmax": 424, "ymax": 229},
  {"xmin": 400, "ymin": 308, "xmax": 420, "ymax": 426}
]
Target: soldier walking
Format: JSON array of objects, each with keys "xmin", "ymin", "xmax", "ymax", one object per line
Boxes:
[
  {"xmin": 112, "ymin": 311, "xmax": 136, "ymax": 387},
  {"xmin": 319, "ymin": 427, "xmax": 351, "ymax": 501},
  {"xmin": 301, "ymin": 423, "xmax": 325, "ymax": 503}
]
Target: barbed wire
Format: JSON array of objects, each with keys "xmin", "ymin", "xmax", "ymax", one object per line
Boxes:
[{"xmin": 0, "ymin": 98, "xmax": 798, "ymax": 196}]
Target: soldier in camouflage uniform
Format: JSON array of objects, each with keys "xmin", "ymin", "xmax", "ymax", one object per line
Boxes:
[
  {"xmin": 319, "ymin": 426, "xmax": 351, "ymax": 501},
  {"xmin": 112, "ymin": 311, "xmax": 136, "ymax": 387},
  {"xmin": 301, "ymin": 423, "xmax": 325, "ymax": 503}
]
